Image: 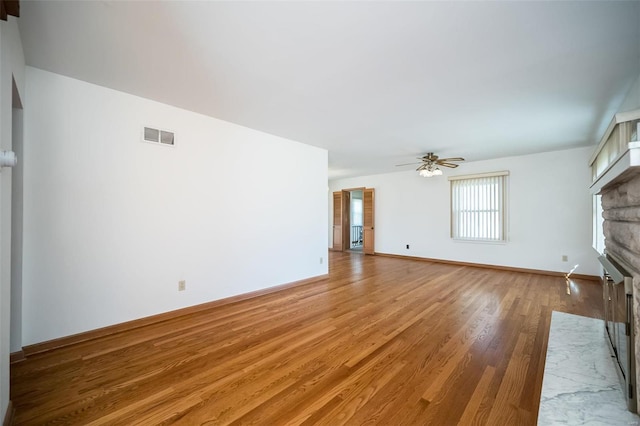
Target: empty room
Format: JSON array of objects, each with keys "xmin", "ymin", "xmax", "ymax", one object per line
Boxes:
[{"xmin": 1, "ymin": 1, "xmax": 640, "ymax": 425}]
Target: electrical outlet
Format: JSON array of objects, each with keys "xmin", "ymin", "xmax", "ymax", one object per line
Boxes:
[
  {"xmin": 320, "ymin": 257, "xmax": 323, "ymax": 264},
  {"xmin": 178, "ymin": 280, "xmax": 186, "ymax": 291},
  {"xmin": 406, "ymin": 244, "xmax": 410, "ymax": 249},
  {"xmin": 561, "ymin": 255, "xmax": 568, "ymax": 262}
]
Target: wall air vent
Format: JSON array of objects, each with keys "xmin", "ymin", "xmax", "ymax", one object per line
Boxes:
[{"xmin": 142, "ymin": 126, "xmax": 175, "ymax": 146}]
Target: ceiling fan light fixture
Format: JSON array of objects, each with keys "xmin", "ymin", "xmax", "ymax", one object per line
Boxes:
[{"xmin": 418, "ymin": 163, "xmax": 442, "ymax": 177}]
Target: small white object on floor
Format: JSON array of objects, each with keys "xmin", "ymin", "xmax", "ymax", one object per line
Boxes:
[{"xmin": 538, "ymin": 311, "xmax": 640, "ymax": 425}]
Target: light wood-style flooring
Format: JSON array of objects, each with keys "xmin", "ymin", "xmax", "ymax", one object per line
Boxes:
[{"xmin": 10, "ymin": 252, "xmax": 603, "ymax": 425}]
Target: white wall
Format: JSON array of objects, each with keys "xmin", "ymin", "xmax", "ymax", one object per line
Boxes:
[
  {"xmin": 0, "ymin": 16, "xmax": 24, "ymax": 423},
  {"xmin": 22, "ymin": 67, "xmax": 328, "ymax": 345},
  {"xmin": 619, "ymin": 73, "xmax": 640, "ymax": 112},
  {"xmin": 329, "ymin": 147, "xmax": 599, "ymax": 276}
]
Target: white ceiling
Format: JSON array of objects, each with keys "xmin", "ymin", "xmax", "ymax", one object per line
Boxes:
[{"xmin": 17, "ymin": 1, "xmax": 640, "ymax": 179}]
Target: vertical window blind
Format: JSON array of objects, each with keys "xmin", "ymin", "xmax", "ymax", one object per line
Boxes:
[{"xmin": 449, "ymin": 171, "xmax": 508, "ymax": 242}]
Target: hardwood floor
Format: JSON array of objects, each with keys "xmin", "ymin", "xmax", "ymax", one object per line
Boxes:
[{"xmin": 10, "ymin": 252, "xmax": 603, "ymax": 425}]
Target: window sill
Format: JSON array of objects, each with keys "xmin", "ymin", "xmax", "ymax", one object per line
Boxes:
[{"xmin": 452, "ymin": 238, "xmax": 508, "ymax": 245}]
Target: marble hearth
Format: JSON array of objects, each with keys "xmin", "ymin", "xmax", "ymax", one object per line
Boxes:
[{"xmin": 538, "ymin": 311, "xmax": 639, "ymax": 425}]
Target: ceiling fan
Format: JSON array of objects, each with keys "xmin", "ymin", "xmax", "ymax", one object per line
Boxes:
[{"xmin": 396, "ymin": 152, "xmax": 465, "ymax": 177}]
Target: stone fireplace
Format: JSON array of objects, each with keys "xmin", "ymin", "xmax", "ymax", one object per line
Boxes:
[
  {"xmin": 590, "ymin": 107, "xmax": 640, "ymax": 409},
  {"xmin": 601, "ymin": 174, "xmax": 640, "ymax": 392}
]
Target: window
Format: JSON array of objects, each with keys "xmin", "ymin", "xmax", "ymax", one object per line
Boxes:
[
  {"xmin": 449, "ymin": 171, "xmax": 509, "ymax": 242},
  {"xmin": 593, "ymin": 194, "xmax": 604, "ymax": 254},
  {"xmin": 351, "ymin": 198, "xmax": 363, "ymax": 226}
]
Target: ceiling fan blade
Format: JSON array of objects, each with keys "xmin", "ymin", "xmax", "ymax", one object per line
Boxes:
[
  {"xmin": 399, "ymin": 153, "xmax": 463, "ymax": 169},
  {"xmin": 438, "ymin": 157, "xmax": 465, "ymax": 162},
  {"xmin": 438, "ymin": 162, "xmax": 460, "ymax": 168},
  {"xmin": 395, "ymin": 162, "xmax": 422, "ymax": 167}
]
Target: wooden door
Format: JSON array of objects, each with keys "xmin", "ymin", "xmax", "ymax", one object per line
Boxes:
[
  {"xmin": 332, "ymin": 191, "xmax": 343, "ymax": 251},
  {"xmin": 332, "ymin": 191, "xmax": 350, "ymax": 251},
  {"xmin": 363, "ymin": 188, "xmax": 375, "ymax": 254}
]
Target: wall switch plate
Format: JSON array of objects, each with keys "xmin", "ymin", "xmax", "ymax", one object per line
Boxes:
[
  {"xmin": 178, "ymin": 280, "xmax": 186, "ymax": 291},
  {"xmin": 561, "ymin": 255, "xmax": 568, "ymax": 262},
  {"xmin": 320, "ymin": 257, "xmax": 323, "ymax": 264}
]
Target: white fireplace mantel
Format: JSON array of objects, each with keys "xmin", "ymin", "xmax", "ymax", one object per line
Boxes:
[{"xmin": 590, "ymin": 109, "xmax": 640, "ymax": 195}]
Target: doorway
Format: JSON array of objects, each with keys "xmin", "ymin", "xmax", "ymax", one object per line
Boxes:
[
  {"xmin": 349, "ymin": 190, "xmax": 363, "ymax": 251},
  {"xmin": 332, "ymin": 187, "xmax": 375, "ymax": 254}
]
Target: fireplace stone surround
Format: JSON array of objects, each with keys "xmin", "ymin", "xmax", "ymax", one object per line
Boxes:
[{"xmin": 601, "ymin": 174, "xmax": 640, "ymax": 391}]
